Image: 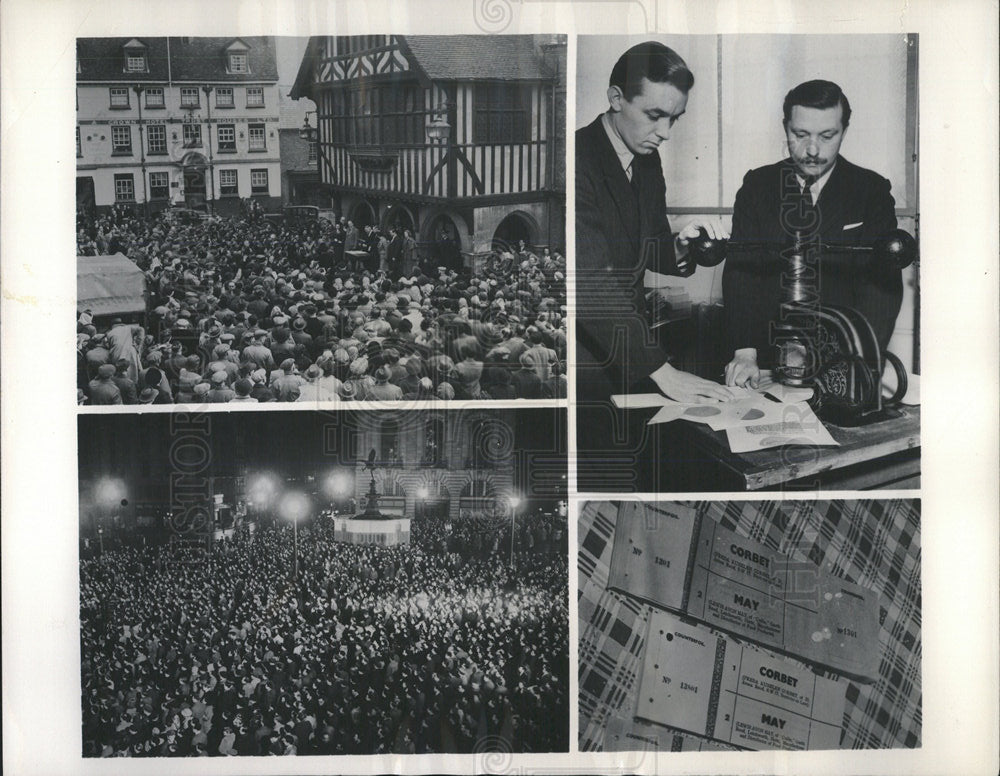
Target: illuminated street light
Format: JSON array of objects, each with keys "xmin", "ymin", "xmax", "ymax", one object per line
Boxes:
[
  {"xmin": 322, "ymin": 470, "xmax": 353, "ymax": 501},
  {"xmin": 508, "ymin": 494, "xmax": 522, "ymax": 566},
  {"xmin": 279, "ymin": 492, "xmax": 311, "ymax": 579}
]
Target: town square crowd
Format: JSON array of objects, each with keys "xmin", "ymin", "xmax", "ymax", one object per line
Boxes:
[
  {"xmin": 77, "ymin": 205, "xmax": 567, "ymax": 404},
  {"xmin": 80, "ymin": 510, "xmax": 569, "ymax": 756}
]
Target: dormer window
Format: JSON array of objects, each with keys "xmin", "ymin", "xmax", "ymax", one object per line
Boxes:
[
  {"xmin": 225, "ymin": 39, "xmax": 251, "ymax": 74},
  {"xmin": 229, "ymin": 53, "xmax": 248, "ymax": 73},
  {"xmin": 122, "ymin": 39, "xmax": 148, "ymax": 73}
]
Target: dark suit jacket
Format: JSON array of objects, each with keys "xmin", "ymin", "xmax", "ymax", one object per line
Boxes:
[
  {"xmin": 722, "ymin": 156, "xmax": 902, "ymax": 364},
  {"xmin": 575, "ymin": 115, "xmax": 682, "ymax": 399}
]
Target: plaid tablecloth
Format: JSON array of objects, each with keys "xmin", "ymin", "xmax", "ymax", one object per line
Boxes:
[{"xmin": 578, "ymin": 499, "xmax": 921, "ymax": 751}]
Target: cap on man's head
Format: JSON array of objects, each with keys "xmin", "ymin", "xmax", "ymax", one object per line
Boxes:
[
  {"xmin": 97, "ymin": 364, "xmax": 116, "ymax": 379},
  {"xmin": 139, "ymin": 388, "xmax": 158, "ymax": 404}
]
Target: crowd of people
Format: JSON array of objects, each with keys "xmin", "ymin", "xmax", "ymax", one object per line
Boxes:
[
  {"xmin": 77, "ymin": 205, "xmax": 567, "ymax": 404},
  {"xmin": 80, "ymin": 511, "xmax": 569, "ymax": 756},
  {"xmin": 412, "ymin": 509, "xmax": 567, "ymax": 559}
]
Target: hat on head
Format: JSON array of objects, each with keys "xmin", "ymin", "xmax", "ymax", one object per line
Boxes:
[
  {"xmin": 251, "ymin": 368, "xmax": 267, "ymax": 383},
  {"xmin": 349, "ymin": 357, "xmax": 369, "ymax": 376},
  {"xmin": 194, "ymin": 382, "xmax": 211, "ymax": 396},
  {"xmin": 374, "ymin": 365, "xmax": 391, "ymax": 383},
  {"xmin": 338, "ymin": 382, "xmax": 357, "ymax": 400},
  {"xmin": 304, "ymin": 364, "xmax": 321, "ymax": 381},
  {"xmin": 293, "ymin": 318, "xmax": 307, "ymax": 331},
  {"xmin": 97, "ymin": 364, "xmax": 116, "ymax": 379},
  {"xmin": 211, "ymin": 371, "xmax": 227, "ymax": 385},
  {"xmin": 280, "ymin": 358, "xmax": 295, "ymax": 372},
  {"xmin": 139, "ymin": 388, "xmax": 158, "ymax": 404}
]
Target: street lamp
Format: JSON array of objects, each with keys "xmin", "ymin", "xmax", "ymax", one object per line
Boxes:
[
  {"xmin": 425, "ymin": 101, "xmax": 452, "ymax": 143},
  {"xmin": 279, "ymin": 492, "xmax": 310, "ymax": 580},
  {"xmin": 298, "ymin": 112, "xmax": 318, "ymax": 143},
  {"xmin": 508, "ymin": 495, "xmax": 522, "ymax": 566}
]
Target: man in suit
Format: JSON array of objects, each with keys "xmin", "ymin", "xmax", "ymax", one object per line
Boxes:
[
  {"xmin": 723, "ymin": 79, "xmax": 902, "ymax": 388},
  {"xmin": 576, "ymin": 41, "xmax": 732, "ymax": 489}
]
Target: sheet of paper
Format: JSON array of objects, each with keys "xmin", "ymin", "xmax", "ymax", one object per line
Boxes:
[
  {"xmin": 703, "ymin": 397, "xmax": 798, "ymax": 431},
  {"xmin": 636, "ymin": 610, "xmax": 845, "ymax": 751},
  {"xmin": 610, "ymin": 393, "xmax": 673, "ymax": 409},
  {"xmin": 606, "ymin": 502, "xmax": 699, "ymax": 611},
  {"xmin": 726, "ymin": 403, "xmax": 839, "ymax": 452},
  {"xmin": 755, "ymin": 371, "xmax": 816, "ymax": 404}
]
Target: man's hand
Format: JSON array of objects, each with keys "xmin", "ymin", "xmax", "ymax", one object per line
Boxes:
[
  {"xmin": 651, "ymin": 362, "xmax": 736, "ymax": 403},
  {"xmin": 725, "ymin": 348, "xmax": 760, "ymax": 388},
  {"xmin": 674, "ymin": 218, "xmax": 730, "ymax": 273}
]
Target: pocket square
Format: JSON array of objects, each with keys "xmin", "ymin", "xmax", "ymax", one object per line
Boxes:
[{"xmin": 842, "ymin": 222, "xmax": 863, "ymax": 231}]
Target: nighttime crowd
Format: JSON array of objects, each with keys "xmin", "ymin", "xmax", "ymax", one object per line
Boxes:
[
  {"xmin": 80, "ymin": 510, "xmax": 569, "ymax": 756},
  {"xmin": 77, "ymin": 205, "xmax": 567, "ymax": 404}
]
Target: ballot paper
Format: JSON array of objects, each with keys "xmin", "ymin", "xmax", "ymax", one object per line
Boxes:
[
  {"xmin": 635, "ymin": 610, "xmax": 845, "ymax": 751},
  {"xmin": 607, "ymin": 502, "xmax": 881, "ymax": 682},
  {"xmin": 610, "ymin": 393, "xmax": 674, "ymax": 409},
  {"xmin": 725, "ymin": 406, "xmax": 839, "ymax": 453}
]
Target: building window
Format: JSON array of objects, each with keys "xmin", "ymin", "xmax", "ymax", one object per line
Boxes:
[
  {"xmin": 331, "ymin": 84, "xmax": 423, "ymax": 147},
  {"xmin": 219, "ymin": 169, "xmax": 238, "ymax": 196},
  {"xmin": 308, "ymin": 141, "xmax": 317, "ymax": 164},
  {"xmin": 182, "ymin": 123, "xmax": 202, "ymax": 148},
  {"xmin": 248, "ymin": 123, "xmax": 266, "ymax": 151},
  {"xmin": 228, "ymin": 52, "xmax": 248, "ymax": 73},
  {"xmin": 250, "ymin": 168, "xmax": 268, "ymax": 194},
  {"xmin": 114, "ymin": 174, "xmax": 135, "ymax": 202},
  {"xmin": 217, "ymin": 124, "xmax": 236, "ymax": 152},
  {"xmin": 125, "ymin": 50, "xmax": 147, "ymax": 72},
  {"xmin": 473, "ymin": 83, "xmax": 532, "ymax": 144},
  {"xmin": 76, "ymin": 127, "xmax": 82, "ymax": 157},
  {"xmin": 111, "ymin": 125, "xmax": 132, "ymax": 155},
  {"xmin": 145, "ymin": 87, "xmax": 164, "ymax": 108},
  {"xmin": 109, "ymin": 87, "xmax": 129, "ymax": 109},
  {"xmin": 147, "ymin": 124, "xmax": 167, "ymax": 154},
  {"xmin": 149, "ymin": 171, "xmax": 169, "ymax": 200},
  {"xmin": 216, "ymin": 87, "xmax": 234, "ymax": 108},
  {"xmin": 246, "ymin": 86, "xmax": 264, "ymax": 107},
  {"xmin": 180, "ymin": 87, "xmax": 200, "ymax": 108}
]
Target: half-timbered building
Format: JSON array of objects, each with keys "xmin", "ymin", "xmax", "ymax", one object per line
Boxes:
[{"xmin": 290, "ymin": 35, "xmax": 565, "ymax": 264}]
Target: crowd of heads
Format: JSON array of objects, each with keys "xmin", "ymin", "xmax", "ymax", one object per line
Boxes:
[
  {"xmin": 80, "ymin": 509, "xmax": 568, "ymax": 756},
  {"xmin": 77, "ymin": 205, "xmax": 566, "ymax": 404}
]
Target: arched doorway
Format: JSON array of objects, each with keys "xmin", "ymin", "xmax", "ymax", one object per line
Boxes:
[
  {"xmin": 492, "ymin": 211, "xmax": 536, "ymax": 254},
  {"xmin": 382, "ymin": 204, "xmax": 414, "ymax": 235},
  {"xmin": 425, "ymin": 213, "xmax": 463, "ymax": 271},
  {"xmin": 350, "ymin": 200, "xmax": 376, "ymax": 229},
  {"xmin": 181, "ymin": 152, "xmax": 209, "ymax": 210}
]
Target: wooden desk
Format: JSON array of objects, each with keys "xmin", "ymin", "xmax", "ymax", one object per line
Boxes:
[{"xmin": 678, "ymin": 405, "xmax": 921, "ymax": 491}]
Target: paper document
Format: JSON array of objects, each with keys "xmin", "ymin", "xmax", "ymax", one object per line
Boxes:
[{"xmin": 636, "ymin": 610, "xmax": 846, "ymax": 751}]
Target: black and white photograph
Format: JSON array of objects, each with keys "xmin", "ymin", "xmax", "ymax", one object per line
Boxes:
[
  {"xmin": 76, "ymin": 35, "xmax": 567, "ymax": 406},
  {"xmin": 578, "ymin": 499, "xmax": 922, "ymax": 752},
  {"xmin": 77, "ymin": 408, "xmax": 569, "ymax": 756},
  {"xmin": 574, "ymin": 35, "xmax": 921, "ymax": 492}
]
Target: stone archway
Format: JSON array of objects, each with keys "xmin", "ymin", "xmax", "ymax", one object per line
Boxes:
[
  {"xmin": 181, "ymin": 152, "xmax": 209, "ymax": 210},
  {"xmin": 350, "ymin": 200, "xmax": 377, "ymax": 229},
  {"xmin": 491, "ymin": 210, "xmax": 539, "ymax": 254}
]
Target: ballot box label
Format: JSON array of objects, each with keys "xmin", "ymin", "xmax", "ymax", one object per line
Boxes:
[
  {"xmin": 607, "ymin": 502, "xmax": 699, "ymax": 612},
  {"xmin": 636, "ymin": 610, "xmax": 845, "ymax": 751}
]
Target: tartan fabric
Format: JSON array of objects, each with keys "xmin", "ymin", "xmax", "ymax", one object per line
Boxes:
[{"xmin": 578, "ymin": 499, "xmax": 921, "ymax": 751}]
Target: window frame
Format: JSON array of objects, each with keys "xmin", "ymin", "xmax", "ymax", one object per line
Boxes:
[
  {"xmin": 111, "ymin": 125, "xmax": 133, "ymax": 155},
  {"xmin": 144, "ymin": 87, "xmax": 165, "ymax": 109},
  {"xmin": 76, "ymin": 127, "xmax": 82, "ymax": 158},
  {"xmin": 146, "ymin": 124, "xmax": 167, "ymax": 155},
  {"xmin": 472, "ymin": 82, "xmax": 533, "ymax": 145},
  {"xmin": 182, "ymin": 123, "xmax": 202, "ymax": 148},
  {"xmin": 247, "ymin": 123, "xmax": 266, "ymax": 152},
  {"xmin": 215, "ymin": 87, "xmax": 234, "ymax": 108},
  {"xmin": 246, "ymin": 86, "xmax": 264, "ymax": 108},
  {"xmin": 228, "ymin": 52, "xmax": 248, "ymax": 74},
  {"xmin": 114, "ymin": 174, "xmax": 135, "ymax": 202},
  {"xmin": 250, "ymin": 168, "xmax": 269, "ymax": 195},
  {"xmin": 109, "ymin": 87, "xmax": 130, "ymax": 109},
  {"xmin": 216, "ymin": 124, "xmax": 236, "ymax": 153},
  {"xmin": 124, "ymin": 50, "xmax": 147, "ymax": 73},
  {"xmin": 148, "ymin": 171, "xmax": 169, "ymax": 200},
  {"xmin": 180, "ymin": 87, "xmax": 200, "ymax": 109},
  {"xmin": 219, "ymin": 168, "xmax": 239, "ymax": 197}
]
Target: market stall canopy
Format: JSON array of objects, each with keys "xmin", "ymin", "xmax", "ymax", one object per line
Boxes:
[{"xmin": 77, "ymin": 253, "xmax": 146, "ymax": 317}]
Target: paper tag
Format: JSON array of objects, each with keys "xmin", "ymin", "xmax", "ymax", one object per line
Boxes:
[
  {"xmin": 636, "ymin": 611, "xmax": 844, "ymax": 751},
  {"xmin": 686, "ymin": 520, "xmax": 881, "ymax": 681},
  {"xmin": 607, "ymin": 502, "xmax": 699, "ymax": 612}
]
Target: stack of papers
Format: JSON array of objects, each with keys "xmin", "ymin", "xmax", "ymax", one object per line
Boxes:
[{"xmin": 610, "ymin": 375, "xmax": 838, "ymax": 452}]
